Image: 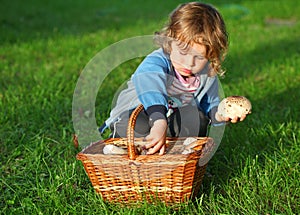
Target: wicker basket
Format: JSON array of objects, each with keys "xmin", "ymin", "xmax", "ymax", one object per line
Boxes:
[{"xmin": 76, "ymin": 104, "xmax": 214, "ymax": 205}]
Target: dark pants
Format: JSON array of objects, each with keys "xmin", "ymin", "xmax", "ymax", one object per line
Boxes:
[{"xmin": 110, "ymin": 105, "xmax": 210, "ymax": 138}]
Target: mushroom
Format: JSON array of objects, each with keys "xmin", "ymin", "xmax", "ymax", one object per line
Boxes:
[
  {"xmin": 103, "ymin": 143, "xmax": 148, "ymax": 155},
  {"xmin": 103, "ymin": 145, "xmax": 127, "ymax": 155},
  {"xmin": 217, "ymin": 96, "xmax": 252, "ymax": 119},
  {"xmin": 182, "ymin": 137, "xmax": 201, "ymax": 154},
  {"xmin": 183, "ymin": 137, "xmax": 198, "ymax": 146}
]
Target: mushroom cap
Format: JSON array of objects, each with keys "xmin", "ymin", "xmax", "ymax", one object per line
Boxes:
[
  {"xmin": 103, "ymin": 144, "xmax": 127, "ymax": 155},
  {"xmin": 217, "ymin": 96, "xmax": 252, "ymax": 118}
]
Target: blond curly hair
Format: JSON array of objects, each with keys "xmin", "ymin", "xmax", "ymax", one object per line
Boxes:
[{"xmin": 155, "ymin": 2, "xmax": 228, "ymax": 76}]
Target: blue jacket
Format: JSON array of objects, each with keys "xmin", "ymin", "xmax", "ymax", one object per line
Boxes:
[{"xmin": 101, "ymin": 48, "xmax": 222, "ymax": 132}]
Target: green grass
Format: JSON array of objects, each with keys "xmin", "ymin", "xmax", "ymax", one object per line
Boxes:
[{"xmin": 1, "ymin": 0, "xmax": 299, "ymax": 214}]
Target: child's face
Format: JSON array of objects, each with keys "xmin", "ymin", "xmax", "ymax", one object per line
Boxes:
[{"xmin": 170, "ymin": 41, "xmax": 208, "ymax": 77}]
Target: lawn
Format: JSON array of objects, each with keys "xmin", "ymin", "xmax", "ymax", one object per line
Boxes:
[{"xmin": 1, "ymin": 0, "xmax": 299, "ymax": 214}]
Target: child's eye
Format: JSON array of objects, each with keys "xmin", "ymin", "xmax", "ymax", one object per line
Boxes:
[
  {"xmin": 179, "ymin": 50, "xmax": 187, "ymax": 55},
  {"xmin": 196, "ymin": 55, "xmax": 205, "ymax": 60}
]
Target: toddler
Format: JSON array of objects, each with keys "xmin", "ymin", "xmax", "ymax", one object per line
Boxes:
[{"xmin": 99, "ymin": 2, "xmax": 247, "ymax": 155}]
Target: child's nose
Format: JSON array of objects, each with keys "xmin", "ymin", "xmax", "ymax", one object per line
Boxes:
[{"xmin": 186, "ymin": 54, "xmax": 195, "ymax": 67}]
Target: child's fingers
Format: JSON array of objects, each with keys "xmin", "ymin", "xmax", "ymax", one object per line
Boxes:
[
  {"xmin": 144, "ymin": 136, "xmax": 156, "ymax": 149},
  {"xmin": 159, "ymin": 144, "xmax": 166, "ymax": 155},
  {"xmin": 146, "ymin": 140, "xmax": 165, "ymax": 155},
  {"xmin": 229, "ymin": 114, "xmax": 248, "ymax": 123},
  {"xmin": 239, "ymin": 114, "xmax": 247, "ymax": 121},
  {"xmin": 230, "ymin": 116, "xmax": 239, "ymax": 123},
  {"xmin": 146, "ymin": 142, "xmax": 161, "ymax": 154}
]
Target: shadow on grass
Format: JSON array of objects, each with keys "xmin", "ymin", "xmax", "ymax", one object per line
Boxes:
[
  {"xmin": 1, "ymin": 0, "xmax": 253, "ymax": 44},
  {"xmin": 0, "ymin": 0, "xmax": 180, "ymax": 43}
]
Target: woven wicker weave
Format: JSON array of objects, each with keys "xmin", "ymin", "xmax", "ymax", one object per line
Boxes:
[{"xmin": 76, "ymin": 104, "xmax": 214, "ymax": 204}]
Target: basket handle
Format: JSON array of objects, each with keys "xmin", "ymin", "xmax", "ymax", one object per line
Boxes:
[{"xmin": 126, "ymin": 104, "xmax": 144, "ymax": 160}]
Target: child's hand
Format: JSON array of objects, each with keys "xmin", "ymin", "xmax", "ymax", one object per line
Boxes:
[
  {"xmin": 144, "ymin": 119, "xmax": 167, "ymax": 155},
  {"xmin": 215, "ymin": 112, "xmax": 247, "ymax": 123}
]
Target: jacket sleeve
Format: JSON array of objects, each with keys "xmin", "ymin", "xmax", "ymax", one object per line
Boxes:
[
  {"xmin": 199, "ymin": 76, "xmax": 223, "ymax": 125},
  {"xmin": 132, "ymin": 51, "xmax": 170, "ymax": 111}
]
